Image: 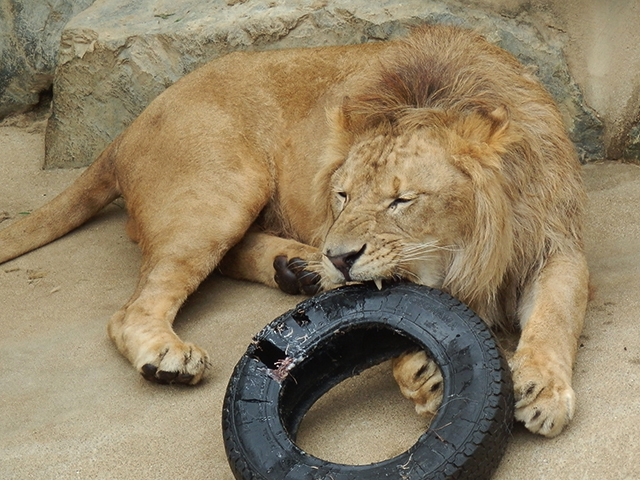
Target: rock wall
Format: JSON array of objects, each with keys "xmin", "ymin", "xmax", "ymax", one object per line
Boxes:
[
  {"xmin": 42, "ymin": 0, "xmax": 605, "ymax": 168},
  {"xmin": 0, "ymin": 0, "xmax": 97, "ymax": 118},
  {"xmin": 543, "ymin": 0, "xmax": 640, "ymax": 161}
]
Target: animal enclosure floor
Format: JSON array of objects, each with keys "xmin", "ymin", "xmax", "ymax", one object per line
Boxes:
[{"xmin": 1, "ymin": 121, "xmax": 639, "ymax": 479}]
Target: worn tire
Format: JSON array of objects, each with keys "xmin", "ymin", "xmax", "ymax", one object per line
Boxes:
[{"xmin": 222, "ymin": 283, "xmax": 514, "ymax": 479}]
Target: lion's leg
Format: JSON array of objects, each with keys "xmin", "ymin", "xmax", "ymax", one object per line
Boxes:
[
  {"xmin": 107, "ymin": 252, "xmax": 213, "ymax": 385},
  {"xmin": 510, "ymin": 251, "xmax": 589, "ymax": 437},
  {"xmin": 107, "ymin": 189, "xmax": 269, "ymax": 384},
  {"xmin": 219, "ymin": 231, "xmax": 324, "ymax": 295}
]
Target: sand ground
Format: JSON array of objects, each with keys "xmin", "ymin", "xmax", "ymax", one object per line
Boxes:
[{"xmin": 1, "ymin": 118, "xmax": 639, "ymax": 479}]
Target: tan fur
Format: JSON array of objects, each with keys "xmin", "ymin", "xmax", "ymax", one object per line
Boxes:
[{"xmin": 0, "ymin": 25, "xmax": 588, "ymax": 436}]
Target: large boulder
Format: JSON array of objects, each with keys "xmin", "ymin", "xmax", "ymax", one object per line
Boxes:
[
  {"xmin": 44, "ymin": 0, "xmax": 604, "ymax": 168},
  {"xmin": 0, "ymin": 0, "xmax": 97, "ymax": 119}
]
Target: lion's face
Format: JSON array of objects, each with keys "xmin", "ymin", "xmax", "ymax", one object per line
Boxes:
[{"xmin": 321, "ymin": 129, "xmax": 473, "ymax": 289}]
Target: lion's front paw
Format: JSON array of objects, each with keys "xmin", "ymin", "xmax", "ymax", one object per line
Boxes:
[
  {"xmin": 510, "ymin": 351, "xmax": 575, "ymax": 437},
  {"xmin": 137, "ymin": 340, "xmax": 210, "ymax": 386},
  {"xmin": 392, "ymin": 350, "xmax": 443, "ymax": 417},
  {"xmin": 273, "ymin": 256, "xmax": 322, "ymax": 295}
]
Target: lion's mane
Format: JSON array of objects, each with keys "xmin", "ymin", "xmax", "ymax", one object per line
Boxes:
[{"xmin": 315, "ymin": 25, "xmax": 585, "ymax": 326}]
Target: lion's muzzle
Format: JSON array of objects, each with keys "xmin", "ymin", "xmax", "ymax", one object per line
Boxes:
[{"xmin": 325, "ymin": 244, "xmax": 366, "ymax": 282}]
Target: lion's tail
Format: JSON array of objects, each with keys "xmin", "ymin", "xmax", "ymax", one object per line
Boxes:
[{"xmin": 0, "ymin": 143, "xmax": 120, "ymax": 265}]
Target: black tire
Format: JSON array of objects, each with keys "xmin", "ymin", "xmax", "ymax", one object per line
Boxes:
[{"xmin": 222, "ymin": 283, "xmax": 514, "ymax": 480}]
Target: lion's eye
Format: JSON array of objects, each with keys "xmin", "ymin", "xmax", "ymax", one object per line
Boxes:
[
  {"xmin": 334, "ymin": 191, "xmax": 349, "ymax": 210},
  {"xmin": 336, "ymin": 191, "xmax": 348, "ymax": 202},
  {"xmin": 389, "ymin": 197, "xmax": 415, "ymax": 210}
]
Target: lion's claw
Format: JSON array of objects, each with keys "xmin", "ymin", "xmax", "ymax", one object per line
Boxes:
[
  {"xmin": 141, "ymin": 363, "xmax": 198, "ymax": 385},
  {"xmin": 273, "ymin": 255, "xmax": 321, "ymax": 295}
]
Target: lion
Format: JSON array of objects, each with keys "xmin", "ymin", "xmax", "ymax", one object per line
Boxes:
[{"xmin": 0, "ymin": 25, "xmax": 588, "ymax": 437}]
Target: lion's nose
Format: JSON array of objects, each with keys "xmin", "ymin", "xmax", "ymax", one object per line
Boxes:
[{"xmin": 327, "ymin": 245, "xmax": 366, "ymax": 281}]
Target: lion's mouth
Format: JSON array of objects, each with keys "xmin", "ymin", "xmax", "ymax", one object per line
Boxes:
[
  {"xmin": 362, "ymin": 278, "xmax": 412, "ymax": 291},
  {"xmin": 322, "ymin": 254, "xmax": 414, "ymax": 290}
]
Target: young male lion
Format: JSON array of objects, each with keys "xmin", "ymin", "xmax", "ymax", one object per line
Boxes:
[{"xmin": 0, "ymin": 25, "xmax": 588, "ymax": 437}]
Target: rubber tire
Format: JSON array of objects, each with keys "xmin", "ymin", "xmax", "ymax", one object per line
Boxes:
[{"xmin": 222, "ymin": 283, "xmax": 514, "ymax": 480}]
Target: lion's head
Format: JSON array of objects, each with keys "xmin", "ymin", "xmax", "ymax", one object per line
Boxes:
[
  {"xmin": 316, "ymin": 106, "xmax": 517, "ymax": 323},
  {"xmin": 323, "ymin": 122, "xmax": 474, "ymax": 284},
  {"xmin": 311, "ymin": 25, "xmax": 583, "ymax": 326}
]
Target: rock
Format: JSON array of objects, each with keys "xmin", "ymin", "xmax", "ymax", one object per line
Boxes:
[
  {"xmin": 0, "ymin": 0, "xmax": 97, "ymax": 119},
  {"xmin": 44, "ymin": 0, "xmax": 604, "ymax": 168},
  {"xmin": 623, "ymin": 122, "xmax": 640, "ymax": 161}
]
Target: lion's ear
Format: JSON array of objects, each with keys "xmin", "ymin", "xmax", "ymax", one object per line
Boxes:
[
  {"xmin": 327, "ymin": 103, "xmax": 356, "ymax": 151},
  {"xmin": 334, "ymin": 97, "xmax": 352, "ymax": 131},
  {"xmin": 450, "ymin": 105, "xmax": 520, "ymax": 173},
  {"xmin": 485, "ymin": 106, "xmax": 517, "ymax": 154},
  {"xmin": 338, "ymin": 95, "xmax": 398, "ymax": 134},
  {"xmin": 332, "ymin": 97, "xmax": 364, "ymax": 135}
]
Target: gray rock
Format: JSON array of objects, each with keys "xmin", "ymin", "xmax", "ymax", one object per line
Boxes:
[
  {"xmin": 0, "ymin": 0, "xmax": 97, "ymax": 119},
  {"xmin": 623, "ymin": 122, "xmax": 640, "ymax": 161},
  {"xmin": 44, "ymin": 0, "xmax": 604, "ymax": 168}
]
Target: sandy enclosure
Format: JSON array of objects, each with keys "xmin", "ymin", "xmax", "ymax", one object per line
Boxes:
[{"xmin": 1, "ymin": 120, "xmax": 639, "ymax": 479}]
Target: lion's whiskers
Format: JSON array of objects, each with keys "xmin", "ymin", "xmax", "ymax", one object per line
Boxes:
[
  {"xmin": 304, "ymin": 259, "xmax": 324, "ymax": 271},
  {"xmin": 399, "ymin": 241, "xmax": 458, "ymax": 263},
  {"xmin": 395, "ymin": 267, "xmax": 420, "ymax": 283}
]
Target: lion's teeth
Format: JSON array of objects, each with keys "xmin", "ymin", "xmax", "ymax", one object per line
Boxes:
[{"xmin": 374, "ymin": 279, "xmax": 383, "ymax": 290}]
